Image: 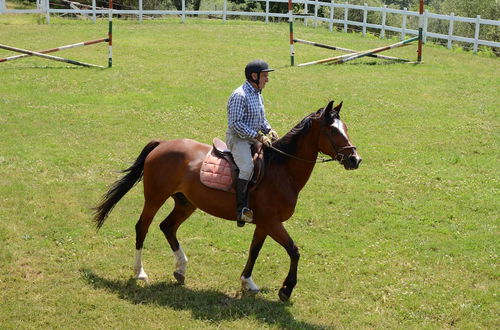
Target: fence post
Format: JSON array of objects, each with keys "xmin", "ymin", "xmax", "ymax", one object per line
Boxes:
[
  {"xmin": 265, "ymin": 0, "xmax": 269, "ymax": 24},
  {"xmin": 92, "ymin": 0, "xmax": 96, "ymax": 23},
  {"xmin": 223, "ymin": 0, "xmax": 227, "ymax": 22},
  {"xmin": 380, "ymin": 5, "xmax": 386, "ymax": 38},
  {"xmin": 447, "ymin": 12, "xmax": 454, "ymax": 49},
  {"xmin": 362, "ymin": 3, "xmax": 367, "ymax": 36},
  {"xmin": 138, "ymin": 0, "xmax": 143, "ymax": 22},
  {"xmin": 401, "ymin": 7, "xmax": 407, "ymax": 40},
  {"xmin": 304, "ymin": 0, "xmax": 308, "ymax": 26},
  {"xmin": 423, "ymin": 9, "xmax": 428, "ymax": 43},
  {"xmin": 314, "ymin": 0, "xmax": 318, "ymax": 28},
  {"xmin": 0, "ymin": 0, "xmax": 5, "ymax": 14},
  {"xmin": 45, "ymin": 0, "xmax": 50, "ymax": 24},
  {"xmin": 473, "ymin": 15, "xmax": 480, "ymax": 53},
  {"xmin": 343, "ymin": 2, "xmax": 348, "ymax": 32},
  {"xmin": 329, "ymin": 0, "xmax": 334, "ymax": 32},
  {"xmin": 181, "ymin": 0, "xmax": 186, "ymax": 23}
]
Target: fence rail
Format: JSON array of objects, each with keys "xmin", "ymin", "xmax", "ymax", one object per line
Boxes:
[{"xmin": 1, "ymin": 0, "xmax": 499, "ymax": 53}]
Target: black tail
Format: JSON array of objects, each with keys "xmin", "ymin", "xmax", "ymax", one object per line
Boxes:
[{"xmin": 93, "ymin": 140, "xmax": 161, "ymax": 230}]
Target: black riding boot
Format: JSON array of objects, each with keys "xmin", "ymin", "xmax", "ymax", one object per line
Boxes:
[{"xmin": 236, "ymin": 178, "xmax": 253, "ymax": 227}]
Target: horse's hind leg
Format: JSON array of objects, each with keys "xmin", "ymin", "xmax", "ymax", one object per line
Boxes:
[
  {"xmin": 134, "ymin": 197, "xmax": 168, "ymax": 281},
  {"xmin": 159, "ymin": 192, "xmax": 196, "ymax": 284}
]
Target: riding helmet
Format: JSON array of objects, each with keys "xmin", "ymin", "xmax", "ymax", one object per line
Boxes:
[{"xmin": 245, "ymin": 60, "xmax": 274, "ymax": 81}]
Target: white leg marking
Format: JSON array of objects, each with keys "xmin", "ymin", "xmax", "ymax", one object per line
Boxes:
[
  {"xmin": 241, "ymin": 275, "xmax": 260, "ymax": 292},
  {"xmin": 134, "ymin": 249, "xmax": 148, "ymax": 280},
  {"xmin": 173, "ymin": 246, "xmax": 188, "ymax": 276}
]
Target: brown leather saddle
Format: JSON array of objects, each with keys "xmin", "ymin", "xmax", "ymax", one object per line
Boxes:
[{"xmin": 200, "ymin": 138, "xmax": 265, "ymax": 192}]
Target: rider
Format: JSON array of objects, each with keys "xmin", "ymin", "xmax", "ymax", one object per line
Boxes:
[{"xmin": 226, "ymin": 59, "xmax": 279, "ymax": 226}]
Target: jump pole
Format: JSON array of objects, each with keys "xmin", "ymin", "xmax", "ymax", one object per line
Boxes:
[
  {"xmin": 293, "ymin": 38, "xmax": 411, "ymax": 62},
  {"xmin": 297, "ymin": 36, "xmax": 418, "ymax": 67},
  {"xmin": 0, "ymin": 38, "xmax": 109, "ymax": 63},
  {"xmin": 0, "ymin": 43, "xmax": 106, "ymax": 68}
]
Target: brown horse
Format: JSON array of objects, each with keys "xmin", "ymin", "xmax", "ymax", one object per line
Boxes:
[{"xmin": 93, "ymin": 100, "xmax": 361, "ymax": 302}]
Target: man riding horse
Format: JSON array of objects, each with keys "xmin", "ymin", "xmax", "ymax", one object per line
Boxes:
[{"xmin": 226, "ymin": 60, "xmax": 279, "ymax": 226}]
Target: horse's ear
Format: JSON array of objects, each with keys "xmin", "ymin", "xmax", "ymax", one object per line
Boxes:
[
  {"xmin": 320, "ymin": 100, "xmax": 335, "ymax": 117},
  {"xmin": 333, "ymin": 101, "xmax": 343, "ymax": 113},
  {"xmin": 325, "ymin": 100, "xmax": 334, "ymax": 113}
]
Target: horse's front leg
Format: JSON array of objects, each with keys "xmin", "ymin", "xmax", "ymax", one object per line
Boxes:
[
  {"xmin": 267, "ymin": 221, "xmax": 300, "ymax": 302},
  {"xmin": 241, "ymin": 226, "xmax": 267, "ymax": 293}
]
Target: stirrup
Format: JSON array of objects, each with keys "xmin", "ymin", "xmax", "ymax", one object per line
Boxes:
[{"xmin": 237, "ymin": 207, "xmax": 253, "ymax": 225}]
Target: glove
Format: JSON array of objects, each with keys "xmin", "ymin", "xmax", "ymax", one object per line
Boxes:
[
  {"xmin": 269, "ymin": 129, "xmax": 279, "ymax": 142},
  {"xmin": 256, "ymin": 134, "xmax": 272, "ymax": 147}
]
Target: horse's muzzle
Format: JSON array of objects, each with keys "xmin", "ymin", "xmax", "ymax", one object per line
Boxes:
[{"xmin": 344, "ymin": 154, "xmax": 362, "ymax": 170}]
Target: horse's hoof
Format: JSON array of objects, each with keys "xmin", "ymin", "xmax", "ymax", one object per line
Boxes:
[
  {"xmin": 278, "ymin": 288, "xmax": 290, "ymax": 302},
  {"xmin": 173, "ymin": 271, "xmax": 185, "ymax": 284}
]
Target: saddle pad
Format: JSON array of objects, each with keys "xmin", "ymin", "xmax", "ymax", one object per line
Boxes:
[{"xmin": 200, "ymin": 150, "xmax": 235, "ymax": 192}]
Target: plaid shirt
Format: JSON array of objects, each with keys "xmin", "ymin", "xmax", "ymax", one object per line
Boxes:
[{"xmin": 227, "ymin": 81, "xmax": 271, "ymax": 139}]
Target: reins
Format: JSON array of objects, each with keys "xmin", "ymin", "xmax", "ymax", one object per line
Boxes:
[{"xmin": 268, "ymin": 144, "xmax": 356, "ymax": 164}]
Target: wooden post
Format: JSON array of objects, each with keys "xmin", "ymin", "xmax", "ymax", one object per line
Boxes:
[
  {"xmin": 223, "ymin": 0, "xmax": 227, "ymax": 22},
  {"xmin": 139, "ymin": 0, "xmax": 143, "ymax": 22},
  {"xmin": 45, "ymin": 0, "xmax": 50, "ymax": 24},
  {"xmin": 329, "ymin": 0, "xmax": 334, "ymax": 32},
  {"xmin": 343, "ymin": 2, "xmax": 348, "ymax": 32},
  {"xmin": 181, "ymin": 0, "xmax": 186, "ymax": 23},
  {"xmin": 381, "ymin": 5, "xmax": 386, "ymax": 38},
  {"xmin": 265, "ymin": 0, "xmax": 269, "ymax": 24},
  {"xmin": 447, "ymin": 13, "xmax": 454, "ymax": 49},
  {"xmin": 314, "ymin": 0, "xmax": 318, "ymax": 28},
  {"xmin": 473, "ymin": 15, "xmax": 481, "ymax": 53},
  {"xmin": 401, "ymin": 7, "xmax": 407, "ymax": 40},
  {"xmin": 362, "ymin": 3, "xmax": 367, "ymax": 36}
]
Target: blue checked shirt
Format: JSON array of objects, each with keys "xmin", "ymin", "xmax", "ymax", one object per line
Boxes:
[{"xmin": 227, "ymin": 81, "xmax": 271, "ymax": 139}]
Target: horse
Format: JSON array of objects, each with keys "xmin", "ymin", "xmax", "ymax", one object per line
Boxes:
[{"xmin": 93, "ymin": 100, "xmax": 361, "ymax": 302}]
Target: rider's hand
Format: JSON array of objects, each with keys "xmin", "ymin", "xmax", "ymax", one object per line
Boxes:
[
  {"xmin": 257, "ymin": 134, "xmax": 272, "ymax": 147},
  {"xmin": 269, "ymin": 129, "xmax": 279, "ymax": 142}
]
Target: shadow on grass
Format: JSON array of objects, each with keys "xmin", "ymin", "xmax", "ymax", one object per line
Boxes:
[{"xmin": 80, "ymin": 268, "xmax": 325, "ymax": 329}]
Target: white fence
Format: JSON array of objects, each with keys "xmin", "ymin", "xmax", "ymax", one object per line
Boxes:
[{"xmin": 1, "ymin": 0, "xmax": 499, "ymax": 53}]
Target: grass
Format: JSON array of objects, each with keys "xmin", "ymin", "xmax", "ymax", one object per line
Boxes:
[{"xmin": 0, "ymin": 14, "xmax": 499, "ymax": 329}]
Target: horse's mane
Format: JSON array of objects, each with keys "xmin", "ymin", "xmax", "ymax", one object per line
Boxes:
[{"xmin": 265, "ymin": 109, "xmax": 323, "ymax": 164}]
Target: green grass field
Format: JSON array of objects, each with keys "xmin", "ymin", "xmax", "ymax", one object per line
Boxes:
[{"xmin": 0, "ymin": 14, "xmax": 498, "ymax": 329}]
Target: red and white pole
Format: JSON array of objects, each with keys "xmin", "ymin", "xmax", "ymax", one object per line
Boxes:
[
  {"xmin": 108, "ymin": 0, "xmax": 113, "ymax": 68},
  {"xmin": 288, "ymin": 0, "xmax": 294, "ymax": 66},
  {"xmin": 417, "ymin": 0, "xmax": 424, "ymax": 62}
]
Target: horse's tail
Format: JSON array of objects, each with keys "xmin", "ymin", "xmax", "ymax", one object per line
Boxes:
[{"xmin": 93, "ymin": 140, "xmax": 161, "ymax": 230}]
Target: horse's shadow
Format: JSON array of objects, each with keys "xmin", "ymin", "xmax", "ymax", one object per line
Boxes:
[{"xmin": 80, "ymin": 269, "xmax": 325, "ymax": 329}]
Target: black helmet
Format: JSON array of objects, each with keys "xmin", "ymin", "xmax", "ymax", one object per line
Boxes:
[{"xmin": 245, "ymin": 60, "xmax": 274, "ymax": 82}]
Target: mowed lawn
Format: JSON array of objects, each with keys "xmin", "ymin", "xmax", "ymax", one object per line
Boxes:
[{"xmin": 0, "ymin": 15, "xmax": 498, "ymax": 329}]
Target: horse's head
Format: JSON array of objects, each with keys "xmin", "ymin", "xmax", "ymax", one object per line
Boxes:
[{"xmin": 317, "ymin": 100, "xmax": 362, "ymax": 170}]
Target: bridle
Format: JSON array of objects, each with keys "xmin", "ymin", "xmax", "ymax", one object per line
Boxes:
[{"xmin": 268, "ymin": 133, "xmax": 357, "ymax": 164}]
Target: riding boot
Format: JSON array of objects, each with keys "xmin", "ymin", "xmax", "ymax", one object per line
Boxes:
[{"xmin": 236, "ymin": 178, "xmax": 253, "ymax": 227}]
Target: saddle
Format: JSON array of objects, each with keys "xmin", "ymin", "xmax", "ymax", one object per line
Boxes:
[{"xmin": 200, "ymin": 138, "xmax": 265, "ymax": 192}]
